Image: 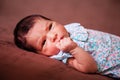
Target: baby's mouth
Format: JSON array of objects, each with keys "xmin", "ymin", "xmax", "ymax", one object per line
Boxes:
[
  {"xmin": 55, "ymin": 36, "xmax": 64, "ymax": 42},
  {"xmin": 60, "ymin": 36, "xmax": 64, "ymax": 39}
]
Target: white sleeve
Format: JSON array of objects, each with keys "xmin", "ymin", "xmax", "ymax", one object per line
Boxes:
[
  {"xmin": 50, "ymin": 51, "xmax": 72, "ymax": 63},
  {"xmin": 64, "ymin": 23, "xmax": 88, "ymax": 42}
]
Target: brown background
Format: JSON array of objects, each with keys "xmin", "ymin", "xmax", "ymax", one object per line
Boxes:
[
  {"xmin": 0, "ymin": 0, "xmax": 120, "ymax": 41},
  {"xmin": 0, "ymin": 0, "xmax": 120, "ymax": 80}
]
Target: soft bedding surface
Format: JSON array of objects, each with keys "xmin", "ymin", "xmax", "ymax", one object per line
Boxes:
[{"xmin": 0, "ymin": 0, "xmax": 120, "ymax": 80}]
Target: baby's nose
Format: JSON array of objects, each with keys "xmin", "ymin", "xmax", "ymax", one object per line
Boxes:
[{"xmin": 47, "ymin": 32, "xmax": 57, "ymax": 42}]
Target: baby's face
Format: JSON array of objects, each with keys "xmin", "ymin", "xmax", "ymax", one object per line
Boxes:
[{"xmin": 25, "ymin": 19, "xmax": 69, "ymax": 56}]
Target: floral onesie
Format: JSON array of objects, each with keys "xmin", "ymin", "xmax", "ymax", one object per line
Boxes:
[{"xmin": 50, "ymin": 23, "xmax": 120, "ymax": 78}]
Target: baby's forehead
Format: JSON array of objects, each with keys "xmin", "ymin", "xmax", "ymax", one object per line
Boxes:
[
  {"xmin": 29, "ymin": 19, "xmax": 50, "ymax": 33},
  {"xmin": 35, "ymin": 18, "xmax": 49, "ymax": 22},
  {"xmin": 34, "ymin": 19, "xmax": 48, "ymax": 26}
]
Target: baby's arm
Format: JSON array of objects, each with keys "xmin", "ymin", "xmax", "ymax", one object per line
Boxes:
[{"xmin": 56, "ymin": 37, "xmax": 97, "ymax": 73}]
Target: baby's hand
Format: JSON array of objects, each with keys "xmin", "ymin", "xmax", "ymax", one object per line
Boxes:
[{"xmin": 56, "ymin": 37, "xmax": 77, "ymax": 52}]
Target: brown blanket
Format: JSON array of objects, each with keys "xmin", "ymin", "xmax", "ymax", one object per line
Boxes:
[
  {"xmin": 0, "ymin": 41, "xmax": 113, "ymax": 80},
  {"xmin": 1, "ymin": 0, "xmax": 120, "ymax": 80}
]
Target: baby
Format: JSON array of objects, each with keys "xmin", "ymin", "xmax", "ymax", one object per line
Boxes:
[{"xmin": 13, "ymin": 14, "xmax": 120, "ymax": 79}]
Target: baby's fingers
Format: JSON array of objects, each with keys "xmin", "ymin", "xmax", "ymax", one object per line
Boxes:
[
  {"xmin": 56, "ymin": 41, "xmax": 65, "ymax": 51},
  {"xmin": 56, "ymin": 42, "xmax": 61, "ymax": 49},
  {"xmin": 55, "ymin": 37, "xmax": 73, "ymax": 52}
]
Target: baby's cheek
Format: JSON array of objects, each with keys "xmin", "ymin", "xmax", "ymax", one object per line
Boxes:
[{"xmin": 47, "ymin": 45, "xmax": 60, "ymax": 55}]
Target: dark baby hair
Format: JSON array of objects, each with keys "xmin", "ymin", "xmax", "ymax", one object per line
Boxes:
[{"xmin": 13, "ymin": 14, "xmax": 51, "ymax": 53}]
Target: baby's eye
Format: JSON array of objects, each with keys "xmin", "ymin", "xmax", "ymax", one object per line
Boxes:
[
  {"xmin": 49, "ymin": 23, "xmax": 52, "ymax": 30},
  {"xmin": 42, "ymin": 40, "xmax": 46, "ymax": 46}
]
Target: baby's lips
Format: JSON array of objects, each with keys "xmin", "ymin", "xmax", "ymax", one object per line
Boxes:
[{"xmin": 55, "ymin": 36, "xmax": 64, "ymax": 43}]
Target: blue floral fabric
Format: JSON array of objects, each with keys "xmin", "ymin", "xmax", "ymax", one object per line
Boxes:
[{"xmin": 50, "ymin": 23, "xmax": 120, "ymax": 78}]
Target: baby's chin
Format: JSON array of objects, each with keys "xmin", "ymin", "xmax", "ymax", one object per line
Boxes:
[{"xmin": 45, "ymin": 50, "xmax": 60, "ymax": 57}]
